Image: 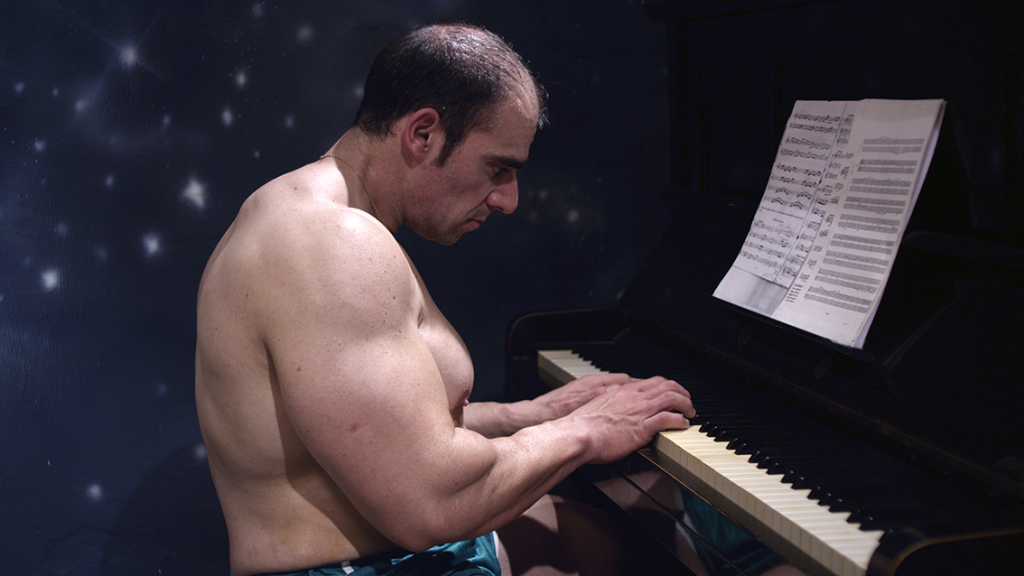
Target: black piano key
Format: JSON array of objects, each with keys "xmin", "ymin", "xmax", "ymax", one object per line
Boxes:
[
  {"xmin": 852, "ymin": 505, "xmax": 957, "ymax": 531},
  {"xmin": 726, "ymin": 435, "xmax": 798, "ymax": 453},
  {"xmin": 709, "ymin": 425, "xmax": 780, "ymax": 443},
  {"xmin": 804, "ymin": 481, "xmax": 898, "ymax": 514},
  {"xmin": 699, "ymin": 421, "xmax": 766, "ymax": 439},
  {"xmin": 826, "ymin": 490, "xmax": 914, "ymax": 513},
  {"xmin": 747, "ymin": 446, "xmax": 827, "ymax": 464},
  {"xmin": 699, "ymin": 413, "xmax": 762, "ymax": 425},
  {"xmin": 756, "ymin": 453, "xmax": 842, "ymax": 472},
  {"xmin": 787, "ymin": 466, "xmax": 873, "ymax": 488}
]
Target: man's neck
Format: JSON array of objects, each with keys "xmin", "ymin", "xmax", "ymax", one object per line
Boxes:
[{"xmin": 325, "ymin": 132, "xmax": 399, "ymax": 233}]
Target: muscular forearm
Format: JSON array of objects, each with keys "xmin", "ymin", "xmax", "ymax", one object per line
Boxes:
[
  {"xmin": 464, "ymin": 373, "xmax": 644, "ymax": 438},
  {"xmin": 463, "ymin": 400, "xmax": 546, "ymax": 438},
  {"xmin": 411, "ymin": 417, "xmax": 594, "ymax": 548},
  {"xmin": 342, "ymin": 377, "xmax": 693, "ymax": 553},
  {"xmin": 425, "ymin": 376, "xmax": 691, "ymax": 547}
]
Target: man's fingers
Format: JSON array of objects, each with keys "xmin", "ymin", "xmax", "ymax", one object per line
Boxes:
[
  {"xmin": 642, "ymin": 380, "xmax": 696, "ymax": 421},
  {"xmin": 634, "ymin": 376, "xmax": 691, "ymax": 399},
  {"xmin": 634, "ymin": 377, "xmax": 694, "ymax": 410},
  {"xmin": 646, "ymin": 410, "xmax": 691, "ymax": 432}
]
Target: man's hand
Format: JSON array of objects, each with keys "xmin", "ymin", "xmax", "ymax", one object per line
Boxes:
[
  {"xmin": 466, "ymin": 373, "xmax": 693, "ymax": 440},
  {"xmin": 532, "ymin": 373, "xmax": 638, "ymax": 422},
  {"xmin": 566, "ymin": 376, "xmax": 695, "ymax": 465}
]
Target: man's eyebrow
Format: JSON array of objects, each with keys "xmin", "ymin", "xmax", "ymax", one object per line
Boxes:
[{"xmin": 489, "ymin": 155, "xmax": 527, "ymax": 170}]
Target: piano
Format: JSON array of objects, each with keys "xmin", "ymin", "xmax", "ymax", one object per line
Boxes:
[{"xmin": 505, "ymin": 1, "xmax": 1024, "ymax": 574}]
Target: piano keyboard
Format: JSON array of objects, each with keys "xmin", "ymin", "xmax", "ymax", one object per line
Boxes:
[{"xmin": 538, "ymin": 349, "xmax": 886, "ymax": 576}]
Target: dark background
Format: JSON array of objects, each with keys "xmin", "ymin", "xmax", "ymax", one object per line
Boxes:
[
  {"xmin": 1, "ymin": 0, "xmax": 669, "ymax": 573},
  {"xmin": 3, "ymin": 0, "xmax": 1023, "ymax": 574}
]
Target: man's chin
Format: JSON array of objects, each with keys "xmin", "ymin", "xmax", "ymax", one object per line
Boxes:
[
  {"xmin": 414, "ymin": 221, "xmax": 479, "ymax": 245},
  {"xmin": 419, "ymin": 229, "xmax": 465, "ymax": 246}
]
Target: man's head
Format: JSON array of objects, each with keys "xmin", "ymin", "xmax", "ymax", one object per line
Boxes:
[{"xmin": 353, "ymin": 23, "xmax": 547, "ymax": 166}]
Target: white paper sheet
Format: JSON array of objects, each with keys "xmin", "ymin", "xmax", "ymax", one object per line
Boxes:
[{"xmin": 714, "ymin": 99, "xmax": 946, "ymax": 348}]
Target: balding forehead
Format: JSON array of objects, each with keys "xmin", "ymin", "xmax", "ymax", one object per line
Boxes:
[{"xmin": 507, "ymin": 77, "xmax": 544, "ymax": 127}]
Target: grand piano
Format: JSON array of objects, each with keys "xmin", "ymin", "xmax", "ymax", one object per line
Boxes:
[{"xmin": 505, "ymin": 1, "xmax": 1024, "ymax": 574}]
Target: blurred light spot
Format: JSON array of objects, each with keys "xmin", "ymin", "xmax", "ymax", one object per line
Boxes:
[
  {"xmin": 296, "ymin": 24, "xmax": 315, "ymax": 44},
  {"xmin": 120, "ymin": 45, "xmax": 139, "ymax": 68},
  {"xmin": 221, "ymin": 107, "xmax": 235, "ymax": 127},
  {"xmin": 55, "ymin": 222, "xmax": 69, "ymax": 238},
  {"xmin": 284, "ymin": 114, "xmax": 294, "ymax": 129},
  {"xmin": 33, "ymin": 139, "xmax": 46, "ymax": 152},
  {"xmin": 142, "ymin": 232, "xmax": 162, "ymax": 257},
  {"xmin": 94, "ymin": 244, "xmax": 109, "ymax": 263},
  {"xmin": 105, "ymin": 174, "xmax": 116, "ymax": 188},
  {"xmin": 193, "ymin": 442, "xmax": 207, "ymax": 461},
  {"xmin": 234, "ymin": 70, "xmax": 247, "ymax": 88},
  {"xmin": 86, "ymin": 483, "xmax": 104, "ymax": 502},
  {"xmin": 181, "ymin": 177, "xmax": 207, "ymax": 210},
  {"xmin": 567, "ymin": 208, "xmax": 580, "ymax": 223},
  {"xmin": 40, "ymin": 267, "xmax": 60, "ymax": 292},
  {"xmin": 14, "ymin": 82, "xmax": 25, "ymax": 94}
]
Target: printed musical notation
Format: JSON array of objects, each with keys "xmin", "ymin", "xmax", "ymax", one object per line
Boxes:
[
  {"xmin": 788, "ymin": 121, "xmax": 837, "ymax": 134},
  {"xmin": 780, "ymin": 148, "xmax": 829, "ymax": 161},
  {"xmin": 773, "ymin": 163, "xmax": 823, "ymax": 179},
  {"xmin": 785, "ymin": 136, "xmax": 833, "ymax": 150},
  {"xmin": 804, "ymin": 286, "xmax": 872, "ymax": 313},
  {"xmin": 861, "ymin": 136, "xmax": 926, "ymax": 155},
  {"xmin": 856, "ymin": 158, "xmax": 918, "ymax": 175},
  {"xmin": 734, "ymin": 101, "xmax": 849, "ymax": 283},
  {"xmin": 715, "ymin": 98, "xmax": 946, "ymax": 348},
  {"xmin": 739, "ymin": 249, "xmax": 782, "ymax": 271}
]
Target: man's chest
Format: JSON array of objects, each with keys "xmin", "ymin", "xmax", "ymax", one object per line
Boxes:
[{"xmin": 417, "ymin": 303, "xmax": 475, "ymax": 417}]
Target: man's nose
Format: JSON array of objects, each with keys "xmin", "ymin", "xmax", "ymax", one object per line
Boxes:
[{"xmin": 486, "ymin": 179, "xmax": 519, "ymax": 214}]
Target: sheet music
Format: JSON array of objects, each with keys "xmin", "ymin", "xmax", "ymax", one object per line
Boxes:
[{"xmin": 714, "ymin": 99, "xmax": 945, "ymax": 348}]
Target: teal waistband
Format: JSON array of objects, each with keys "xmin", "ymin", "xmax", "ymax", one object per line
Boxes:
[{"xmin": 248, "ymin": 533, "xmax": 500, "ymax": 576}]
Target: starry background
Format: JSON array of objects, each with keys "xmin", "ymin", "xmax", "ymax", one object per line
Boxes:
[{"xmin": 1, "ymin": 0, "xmax": 670, "ymax": 573}]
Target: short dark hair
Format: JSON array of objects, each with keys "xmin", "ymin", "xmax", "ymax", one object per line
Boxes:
[{"xmin": 353, "ymin": 23, "xmax": 548, "ymax": 165}]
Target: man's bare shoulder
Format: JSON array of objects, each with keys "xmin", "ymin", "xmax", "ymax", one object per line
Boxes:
[
  {"xmin": 245, "ymin": 167, "xmax": 377, "ymax": 239},
  {"xmin": 221, "ymin": 167, "xmax": 393, "ymax": 273},
  {"xmin": 218, "ymin": 167, "xmax": 414, "ymax": 333}
]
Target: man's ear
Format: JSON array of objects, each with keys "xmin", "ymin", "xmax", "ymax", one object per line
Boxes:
[{"xmin": 401, "ymin": 108, "xmax": 443, "ymax": 162}]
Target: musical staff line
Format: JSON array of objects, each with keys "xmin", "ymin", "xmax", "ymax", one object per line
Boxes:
[
  {"xmin": 821, "ymin": 257, "xmax": 888, "ymax": 275},
  {"xmin": 847, "ymin": 185, "xmax": 909, "ymax": 196}
]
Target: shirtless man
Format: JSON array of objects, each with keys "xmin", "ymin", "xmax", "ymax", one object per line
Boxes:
[{"xmin": 195, "ymin": 23, "xmax": 695, "ymax": 576}]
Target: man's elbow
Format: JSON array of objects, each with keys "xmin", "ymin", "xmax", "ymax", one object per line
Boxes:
[{"xmin": 381, "ymin": 502, "xmax": 480, "ymax": 552}]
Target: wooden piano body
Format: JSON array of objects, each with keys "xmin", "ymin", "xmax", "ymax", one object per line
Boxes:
[{"xmin": 506, "ymin": 1, "xmax": 1024, "ymax": 574}]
